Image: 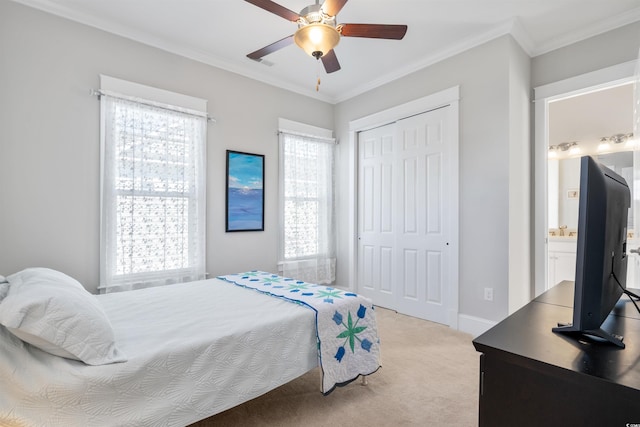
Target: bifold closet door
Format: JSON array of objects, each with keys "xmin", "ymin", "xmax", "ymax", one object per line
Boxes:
[{"xmin": 358, "ymin": 106, "xmax": 452, "ymax": 324}]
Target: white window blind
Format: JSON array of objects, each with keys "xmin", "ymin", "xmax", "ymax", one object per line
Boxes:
[
  {"xmin": 279, "ymin": 126, "xmax": 336, "ymax": 284},
  {"xmin": 99, "ymin": 77, "xmax": 207, "ymax": 293}
]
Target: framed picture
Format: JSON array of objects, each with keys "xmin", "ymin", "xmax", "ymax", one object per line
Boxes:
[
  {"xmin": 226, "ymin": 150, "xmax": 265, "ymax": 232},
  {"xmin": 567, "ymin": 189, "xmax": 579, "ymax": 199}
]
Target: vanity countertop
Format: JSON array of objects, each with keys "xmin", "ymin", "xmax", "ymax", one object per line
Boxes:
[{"xmin": 548, "ymin": 236, "xmax": 577, "ymax": 242}]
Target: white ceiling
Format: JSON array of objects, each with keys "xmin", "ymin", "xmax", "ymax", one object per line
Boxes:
[
  {"xmin": 550, "ymin": 83, "xmax": 635, "ymax": 157},
  {"xmin": 11, "ymin": 0, "xmax": 640, "ymax": 103}
]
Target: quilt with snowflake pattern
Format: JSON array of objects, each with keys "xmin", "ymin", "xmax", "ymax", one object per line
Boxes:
[{"xmin": 218, "ymin": 271, "xmax": 381, "ymax": 394}]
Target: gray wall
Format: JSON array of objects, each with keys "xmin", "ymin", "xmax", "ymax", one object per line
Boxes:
[
  {"xmin": 0, "ymin": 0, "xmax": 333, "ymax": 293},
  {"xmin": 532, "ymin": 22, "xmax": 640, "ymax": 88},
  {"xmin": 334, "ymin": 36, "xmax": 528, "ymax": 323}
]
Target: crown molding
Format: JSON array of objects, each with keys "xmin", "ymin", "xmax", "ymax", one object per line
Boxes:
[
  {"xmin": 9, "ymin": 0, "xmax": 335, "ymax": 103},
  {"xmin": 333, "ymin": 19, "xmax": 523, "ymax": 103},
  {"xmin": 531, "ymin": 7, "xmax": 640, "ymax": 57}
]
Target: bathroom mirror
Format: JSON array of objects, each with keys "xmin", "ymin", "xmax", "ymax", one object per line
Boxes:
[{"xmin": 548, "ymin": 150, "xmax": 633, "ymax": 234}]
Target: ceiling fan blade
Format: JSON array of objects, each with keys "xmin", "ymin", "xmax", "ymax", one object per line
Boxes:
[
  {"xmin": 244, "ymin": 0, "xmax": 300, "ymax": 22},
  {"xmin": 340, "ymin": 23, "xmax": 408, "ymax": 40},
  {"xmin": 322, "ymin": 0, "xmax": 348, "ymax": 17},
  {"xmin": 247, "ymin": 35, "xmax": 295, "ymax": 60},
  {"xmin": 321, "ymin": 49, "xmax": 341, "ymax": 73}
]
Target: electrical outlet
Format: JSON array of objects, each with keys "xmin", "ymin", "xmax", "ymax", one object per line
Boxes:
[{"xmin": 484, "ymin": 287, "xmax": 494, "ymax": 301}]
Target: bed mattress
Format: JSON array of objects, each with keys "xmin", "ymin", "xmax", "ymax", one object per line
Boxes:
[{"xmin": 0, "ymin": 278, "xmax": 318, "ymax": 427}]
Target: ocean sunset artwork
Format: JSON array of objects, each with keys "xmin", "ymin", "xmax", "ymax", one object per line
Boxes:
[{"xmin": 226, "ymin": 151, "xmax": 264, "ymax": 231}]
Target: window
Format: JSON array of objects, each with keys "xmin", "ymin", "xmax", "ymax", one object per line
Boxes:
[
  {"xmin": 99, "ymin": 77, "xmax": 207, "ymax": 293},
  {"xmin": 279, "ymin": 125, "xmax": 336, "ymax": 284}
]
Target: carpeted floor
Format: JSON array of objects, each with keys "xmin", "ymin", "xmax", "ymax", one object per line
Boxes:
[{"xmin": 189, "ymin": 307, "xmax": 479, "ymax": 426}]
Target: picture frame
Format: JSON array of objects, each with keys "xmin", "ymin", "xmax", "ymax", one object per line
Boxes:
[
  {"xmin": 567, "ymin": 189, "xmax": 579, "ymax": 199},
  {"xmin": 226, "ymin": 150, "xmax": 265, "ymax": 232}
]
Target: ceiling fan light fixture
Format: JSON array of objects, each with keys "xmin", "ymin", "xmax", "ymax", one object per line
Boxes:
[
  {"xmin": 294, "ymin": 23, "xmax": 340, "ymax": 59},
  {"xmin": 245, "ymin": 0, "xmax": 408, "ymax": 75}
]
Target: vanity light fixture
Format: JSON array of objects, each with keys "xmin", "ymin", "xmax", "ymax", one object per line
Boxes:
[
  {"xmin": 559, "ymin": 142, "xmax": 576, "ymax": 151},
  {"xmin": 610, "ymin": 133, "xmax": 633, "ymax": 144},
  {"xmin": 599, "ymin": 132, "xmax": 634, "ymax": 144},
  {"xmin": 549, "ymin": 141, "xmax": 580, "ymax": 157},
  {"xmin": 569, "ymin": 144, "xmax": 581, "ymax": 155},
  {"xmin": 551, "ymin": 133, "xmax": 635, "ymax": 159},
  {"xmin": 598, "ymin": 137, "xmax": 611, "ymax": 152},
  {"xmin": 597, "ymin": 132, "xmax": 635, "ymax": 151}
]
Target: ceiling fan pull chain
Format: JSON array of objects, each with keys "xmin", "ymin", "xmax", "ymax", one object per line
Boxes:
[{"xmin": 316, "ymin": 58, "xmax": 322, "ymax": 92}]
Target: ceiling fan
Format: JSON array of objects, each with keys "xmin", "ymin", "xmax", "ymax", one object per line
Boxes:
[{"xmin": 245, "ymin": 0, "xmax": 408, "ymax": 74}]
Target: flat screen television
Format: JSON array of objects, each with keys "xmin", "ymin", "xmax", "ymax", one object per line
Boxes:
[{"xmin": 552, "ymin": 155, "xmax": 631, "ymax": 348}]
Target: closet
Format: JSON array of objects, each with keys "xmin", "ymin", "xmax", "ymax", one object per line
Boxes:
[{"xmin": 357, "ymin": 105, "xmax": 455, "ymax": 324}]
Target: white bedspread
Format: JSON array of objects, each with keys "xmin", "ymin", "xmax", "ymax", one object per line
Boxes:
[{"xmin": 0, "ymin": 278, "xmax": 318, "ymax": 427}]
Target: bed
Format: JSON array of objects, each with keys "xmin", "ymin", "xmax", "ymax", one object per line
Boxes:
[{"xmin": 0, "ymin": 268, "xmax": 380, "ymax": 427}]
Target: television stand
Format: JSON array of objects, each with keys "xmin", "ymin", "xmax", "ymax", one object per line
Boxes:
[
  {"xmin": 473, "ymin": 281, "xmax": 640, "ymax": 426},
  {"xmin": 552, "ymin": 322, "xmax": 625, "ymax": 348}
]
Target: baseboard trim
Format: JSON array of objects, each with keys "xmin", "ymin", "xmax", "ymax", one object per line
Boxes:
[{"xmin": 458, "ymin": 314, "xmax": 497, "ymax": 338}]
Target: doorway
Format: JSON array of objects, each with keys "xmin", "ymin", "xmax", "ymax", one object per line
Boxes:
[{"xmin": 533, "ymin": 60, "xmax": 638, "ymax": 296}]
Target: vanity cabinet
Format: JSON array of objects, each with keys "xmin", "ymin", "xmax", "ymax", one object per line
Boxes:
[
  {"xmin": 548, "ymin": 237, "xmax": 640, "ymax": 290},
  {"xmin": 547, "ymin": 239, "xmax": 577, "ymax": 287}
]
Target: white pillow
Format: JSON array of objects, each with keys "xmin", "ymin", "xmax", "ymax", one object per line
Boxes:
[{"xmin": 0, "ymin": 268, "xmax": 127, "ymax": 365}]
